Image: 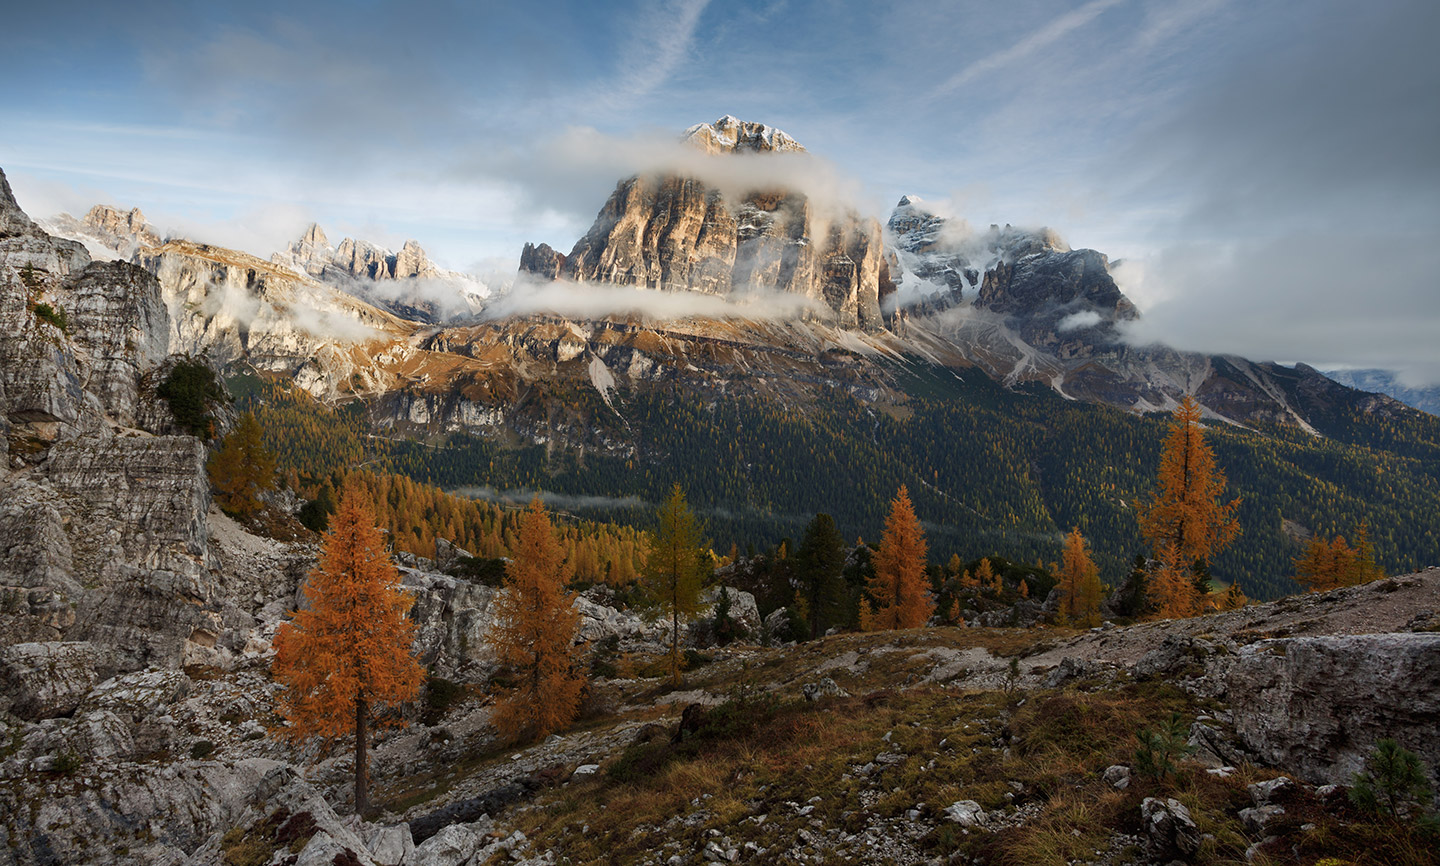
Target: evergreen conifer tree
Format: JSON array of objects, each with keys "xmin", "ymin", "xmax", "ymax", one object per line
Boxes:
[{"xmin": 795, "ymin": 513, "xmax": 847, "ymax": 640}]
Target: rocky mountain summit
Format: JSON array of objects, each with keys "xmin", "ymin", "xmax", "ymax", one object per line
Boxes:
[
  {"xmin": 271, "ymin": 224, "xmax": 490, "ymax": 324},
  {"xmin": 681, "ymin": 115, "xmax": 807, "ymax": 155},
  {"xmin": 520, "ymin": 116, "xmax": 893, "ymax": 330},
  {"xmin": 40, "ymin": 205, "xmax": 163, "ymax": 262}
]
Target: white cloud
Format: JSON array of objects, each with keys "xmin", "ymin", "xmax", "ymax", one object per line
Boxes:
[
  {"xmin": 1057, "ymin": 310, "xmax": 1102, "ymax": 332},
  {"xmin": 484, "ymin": 276, "xmax": 826, "ymax": 322}
]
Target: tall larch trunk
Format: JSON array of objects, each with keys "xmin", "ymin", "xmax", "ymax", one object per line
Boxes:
[{"xmin": 354, "ymin": 694, "xmax": 369, "ymax": 815}]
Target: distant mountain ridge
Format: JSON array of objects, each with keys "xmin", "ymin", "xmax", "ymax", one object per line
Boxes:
[{"xmin": 1322, "ymin": 368, "xmax": 1440, "ymax": 417}]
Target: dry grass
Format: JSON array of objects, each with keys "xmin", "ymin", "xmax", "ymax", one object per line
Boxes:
[{"xmin": 399, "ymin": 626, "xmax": 1440, "ymax": 866}]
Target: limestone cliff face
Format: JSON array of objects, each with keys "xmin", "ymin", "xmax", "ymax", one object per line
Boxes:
[
  {"xmin": 138, "ymin": 240, "xmax": 415, "ymax": 399},
  {"xmin": 271, "ymin": 224, "xmax": 487, "ymax": 323},
  {"xmin": 521, "ymin": 117, "xmax": 893, "ymax": 330},
  {"xmin": 0, "ymin": 165, "xmax": 257, "ymax": 685},
  {"xmin": 83, "ymin": 205, "xmax": 162, "ymax": 250}
]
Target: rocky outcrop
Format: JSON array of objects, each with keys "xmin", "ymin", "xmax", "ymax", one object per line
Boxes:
[
  {"xmin": 0, "ymin": 641, "xmax": 106, "ymax": 719},
  {"xmin": 139, "ymin": 239, "xmax": 415, "ymax": 397},
  {"xmin": 1226, "ymin": 633, "xmax": 1440, "ymax": 786},
  {"xmin": 270, "ymin": 225, "xmax": 486, "ymax": 324},
  {"xmin": 0, "ymin": 170, "xmax": 44, "ymax": 241},
  {"xmin": 518, "ymin": 242, "xmax": 565, "ymax": 281},
  {"xmin": 66, "ymin": 262, "xmax": 170, "ymax": 427},
  {"xmin": 83, "ymin": 205, "xmax": 162, "ymax": 250},
  {"xmin": 521, "ymin": 118, "xmax": 891, "ymax": 330},
  {"xmin": 683, "ymin": 116, "xmax": 807, "ymax": 155},
  {"xmin": 401, "ymin": 570, "xmax": 503, "ymax": 678}
]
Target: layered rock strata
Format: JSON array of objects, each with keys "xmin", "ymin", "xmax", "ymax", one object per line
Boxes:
[{"xmin": 521, "ymin": 117, "xmax": 893, "ymax": 330}]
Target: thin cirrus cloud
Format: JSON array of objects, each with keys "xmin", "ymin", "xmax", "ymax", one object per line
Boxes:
[{"xmin": 930, "ymin": 0, "xmax": 1127, "ymax": 97}]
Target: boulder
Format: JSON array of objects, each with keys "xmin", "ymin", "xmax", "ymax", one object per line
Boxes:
[
  {"xmin": 1227, "ymin": 634, "xmax": 1440, "ymax": 785},
  {"xmin": 1103, "ymin": 764, "xmax": 1131, "ymax": 790},
  {"xmin": 410, "ymin": 819, "xmax": 493, "ymax": 866},
  {"xmin": 943, "ymin": 800, "xmax": 984, "ymax": 826},
  {"xmin": 1140, "ymin": 797, "xmax": 1200, "ymax": 861},
  {"xmin": 801, "ymin": 678, "xmax": 850, "ymax": 702},
  {"xmin": 0, "ymin": 640, "xmax": 105, "ymax": 719},
  {"xmin": 1247, "ymin": 776, "xmax": 1296, "ymax": 807}
]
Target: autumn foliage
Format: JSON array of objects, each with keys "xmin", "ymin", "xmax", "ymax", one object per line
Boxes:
[
  {"xmin": 207, "ymin": 412, "xmax": 276, "ymax": 516},
  {"xmin": 862, "ymin": 486, "xmax": 933, "ymax": 630},
  {"xmin": 1138, "ymin": 397, "xmax": 1241, "ymax": 618},
  {"xmin": 1056, "ymin": 527, "xmax": 1104, "ymax": 627},
  {"xmin": 272, "ymin": 483, "xmax": 424, "ymax": 813},
  {"xmin": 1146, "ymin": 546, "xmax": 1202, "ymax": 619},
  {"xmin": 1293, "ymin": 522, "xmax": 1384, "ymax": 592},
  {"xmin": 487, "ymin": 499, "xmax": 585, "ymax": 742},
  {"xmin": 334, "ymin": 471, "xmax": 646, "ymax": 584}
]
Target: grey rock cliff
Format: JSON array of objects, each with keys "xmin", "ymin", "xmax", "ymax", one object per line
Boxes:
[
  {"xmin": 1227, "ymin": 633, "xmax": 1440, "ymax": 786},
  {"xmin": 521, "ymin": 118, "xmax": 892, "ymax": 331}
]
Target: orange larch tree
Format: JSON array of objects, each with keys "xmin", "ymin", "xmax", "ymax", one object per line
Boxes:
[
  {"xmin": 1138, "ymin": 396, "xmax": 1241, "ymax": 617},
  {"xmin": 1293, "ymin": 522, "xmax": 1384, "ymax": 592},
  {"xmin": 272, "ymin": 483, "xmax": 424, "ymax": 815},
  {"xmin": 863, "ymin": 486, "xmax": 933, "ymax": 630},
  {"xmin": 1057, "ymin": 527, "xmax": 1104, "ymax": 627},
  {"xmin": 1147, "ymin": 546, "xmax": 1201, "ymax": 619},
  {"xmin": 974, "ymin": 558, "xmax": 996, "ymax": 594},
  {"xmin": 487, "ymin": 498, "xmax": 585, "ymax": 741}
]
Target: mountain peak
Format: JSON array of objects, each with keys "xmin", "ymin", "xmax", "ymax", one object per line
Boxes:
[
  {"xmin": 683, "ymin": 116, "xmax": 806, "ymax": 155},
  {"xmin": 301, "ymin": 222, "xmax": 329, "ymax": 247},
  {"xmin": 0, "ymin": 167, "xmax": 42, "ymax": 239},
  {"xmin": 82, "ymin": 205, "xmax": 161, "ymax": 248}
]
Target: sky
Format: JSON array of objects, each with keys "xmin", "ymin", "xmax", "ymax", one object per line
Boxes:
[{"xmin": 2, "ymin": 0, "xmax": 1437, "ymax": 382}]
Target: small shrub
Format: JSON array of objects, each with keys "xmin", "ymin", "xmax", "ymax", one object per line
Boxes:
[
  {"xmin": 682, "ymin": 648, "xmax": 713, "ymax": 670},
  {"xmin": 190, "ymin": 740, "xmax": 215, "ymax": 759},
  {"xmin": 1003, "ymin": 657, "xmax": 1022, "ymax": 698},
  {"xmin": 296, "ymin": 486, "xmax": 336, "ymax": 532},
  {"xmin": 32, "ymin": 302, "xmax": 68, "ymax": 332},
  {"xmin": 590, "ymin": 634, "xmax": 621, "ymax": 679},
  {"xmin": 1350, "ymin": 739, "xmax": 1434, "ymax": 818},
  {"xmin": 1134, "ymin": 712, "xmax": 1194, "ymax": 781},
  {"xmin": 774, "ymin": 607, "xmax": 810, "ymax": 644},
  {"xmin": 711, "ymin": 587, "xmax": 749, "ymax": 646},
  {"xmin": 52, "ymin": 751, "xmax": 83, "ymax": 776},
  {"xmin": 157, "ymin": 359, "xmax": 226, "ymax": 438},
  {"xmin": 452, "ymin": 554, "xmax": 508, "ymax": 587}
]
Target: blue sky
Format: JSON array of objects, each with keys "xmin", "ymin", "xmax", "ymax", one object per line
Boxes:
[{"xmin": 2, "ymin": 0, "xmax": 1438, "ymax": 380}]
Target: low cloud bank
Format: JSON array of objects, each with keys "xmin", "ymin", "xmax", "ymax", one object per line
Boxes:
[
  {"xmin": 487, "ymin": 124, "xmax": 880, "ymax": 233},
  {"xmin": 481, "ymin": 276, "xmax": 827, "ymax": 323}
]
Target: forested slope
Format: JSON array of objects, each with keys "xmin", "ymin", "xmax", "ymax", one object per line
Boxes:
[{"xmin": 238, "ymin": 361, "xmax": 1440, "ymax": 601}]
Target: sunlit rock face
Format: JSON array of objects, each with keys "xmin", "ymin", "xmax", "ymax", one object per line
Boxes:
[{"xmin": 520, "ymin": 117, "xmax": 893, "ymax": 331}]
